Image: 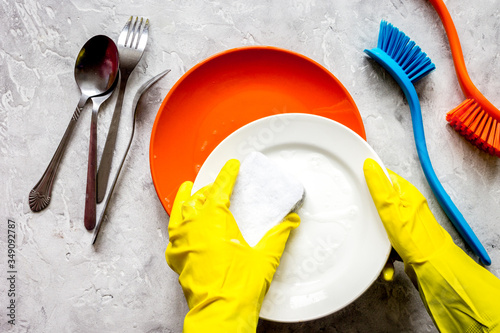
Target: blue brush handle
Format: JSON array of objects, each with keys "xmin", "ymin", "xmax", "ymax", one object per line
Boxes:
[{"xmin": 365, "ymin": 48, "xmax": 491, "ymax": 265}]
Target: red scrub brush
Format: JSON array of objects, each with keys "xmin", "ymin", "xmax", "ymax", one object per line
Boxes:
[{"xmin": 429, "ymin": 0, "xmax": 500, "ymax": 156}]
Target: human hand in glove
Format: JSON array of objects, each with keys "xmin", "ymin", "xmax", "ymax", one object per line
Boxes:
[
  {"xmin": 363, "ymin": 158, "xmax": 500, "ymax": 332},
  {"xmin": 165, "ymin": 159, "xmax": 300, "ymax": 333}
]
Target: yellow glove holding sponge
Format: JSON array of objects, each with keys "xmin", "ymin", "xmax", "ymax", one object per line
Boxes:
[
  {"xmin": 363, "ymin": 158, "xmax": 500, "ymax": 332},
  {"xmin": 166, "ymin": 159, "xmax": 300, "ymax": 333}
]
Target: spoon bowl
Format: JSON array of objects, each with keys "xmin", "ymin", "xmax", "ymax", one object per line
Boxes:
[
  {"xmin": 76, "ymin": 35, "xmax": 119, "ymax": 101},
  {"xmin": 29, "ymin": 35, "xmax": 119, "ymax": 212}
]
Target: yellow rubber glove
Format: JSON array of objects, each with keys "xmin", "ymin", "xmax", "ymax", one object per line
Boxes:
[
  {"xmin": 166, "ymin": 159, "xmax": 300, "ymax": 333},
  {"xmin": 363, "ymin": 158, "xmax": 500, "ymax": 332}
]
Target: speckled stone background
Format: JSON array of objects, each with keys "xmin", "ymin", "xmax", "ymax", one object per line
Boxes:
[{"xmin": 1, "ymin": 0, "xmax": 499, "ymax": 332}]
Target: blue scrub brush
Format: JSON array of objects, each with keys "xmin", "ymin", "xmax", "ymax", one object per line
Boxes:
[{"xmin": 364, "ymin": 21, "xmax": 491, "ymax": 265}]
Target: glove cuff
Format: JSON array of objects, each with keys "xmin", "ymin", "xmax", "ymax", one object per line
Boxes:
[
  {"xmin": 406, "ymin": 241, "xmax": 500, "ymax": 332},
  {"xmin": 183, "ymin": 295, "xmax": 261, "ymax": 333}
]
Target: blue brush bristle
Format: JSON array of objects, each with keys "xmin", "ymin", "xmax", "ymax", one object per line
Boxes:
[{"xmin": 377, "ymin": 21, "xmax": 435, "ymax": 83}]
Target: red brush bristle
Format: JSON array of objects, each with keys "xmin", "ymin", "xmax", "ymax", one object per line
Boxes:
[
  {"xmin": 478, "ymin": 116, "xmax": 493, "ymax": 149},
  {"xmin": 493, "ymin": 124, "xmax": 500, "ymax": 155},
  {"xmin": 468, "ymin": 110, "xmax": 485, "ymax": 141},
  {"xmin": 446, "ymin": 98, "xmax": 500, "ymax": 156},
  {"xmin": 446, "ymin": 99, "xmax": 472, "ymax": 122}
]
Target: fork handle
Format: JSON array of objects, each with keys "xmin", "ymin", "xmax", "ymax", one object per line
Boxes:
[
  {"xmin": 29, "ymin": 97, "xmax": 87, "ymax": 212},
  {"xmin": 96, "ymin": 71, "xmax": 129, "ymax": 203},
  {"xmin": 84, "ymin": 108, "xmax": 99, "ymax": 230}
]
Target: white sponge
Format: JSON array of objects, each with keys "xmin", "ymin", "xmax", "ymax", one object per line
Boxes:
[{"xmin": 230, "ymin": 152, "xmax": 305, "ymax": 247}]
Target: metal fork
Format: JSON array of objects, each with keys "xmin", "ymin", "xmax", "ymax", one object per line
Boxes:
[{"xmin": 96, "ymin": 16, "xmax": 149, "ymax": 203}]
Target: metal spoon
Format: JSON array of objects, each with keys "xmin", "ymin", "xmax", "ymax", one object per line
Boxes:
[
  {"xmin": 29, "ymin": 35, "xmax": 119, "ymax": 212},
  {"xmin": 84, "ymin": 74, "xmax": 119, "ymax": 230}
]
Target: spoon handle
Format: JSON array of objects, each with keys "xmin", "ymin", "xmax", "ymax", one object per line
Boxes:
[
  {"xmin": 29, "ymin": 99, "xmax": 86, "ymax": 212},
  {"xmin": 84, "ymin": 107, "xmax": 99, "ymax": 230}
]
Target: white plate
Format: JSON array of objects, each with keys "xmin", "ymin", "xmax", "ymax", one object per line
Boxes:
[{"xmin": 193, "ymin": 114, "xmax": 391, "ymax": 322}]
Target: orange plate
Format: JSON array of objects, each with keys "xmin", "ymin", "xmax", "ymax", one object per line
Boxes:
[{"xmin": 150, "ymin": 46, "xmax": 365, "ymax": 215}]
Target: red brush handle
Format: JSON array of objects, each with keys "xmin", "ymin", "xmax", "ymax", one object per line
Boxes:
[{"xmin": 428, "ymin": 0, "xmax": 500, "ymax": 120}]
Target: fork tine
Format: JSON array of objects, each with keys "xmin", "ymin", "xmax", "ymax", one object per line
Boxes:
[
  {"xmin": 118, "ymin": 16, "xmax": 132, "ymax": 46},
  {"xmin": 126, "ymin": 17, "xmax": 139, "ymax": 47},
  {"xmin": 136, "ymin": 19, "xmax": 149, "ymax": 51},
  {"xmin": 132, "ymin": 17, "xmax": 144, "ymax": 49}
]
